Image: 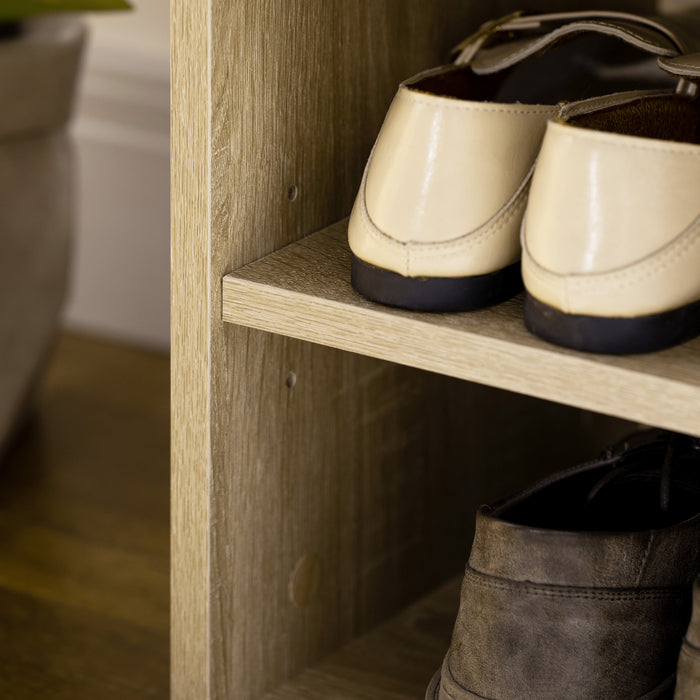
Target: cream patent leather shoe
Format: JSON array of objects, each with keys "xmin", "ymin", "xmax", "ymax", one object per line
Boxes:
[
  {"xmin": 349, "ymin": 11, "xmax": 699, "ymax": 311},
  {"xmin": 522, "ymin": 53, "xmax": 700, "ymax": 354}
]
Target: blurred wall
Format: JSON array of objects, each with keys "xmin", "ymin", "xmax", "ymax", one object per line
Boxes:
[{"xmin": 63, "ymin": 0, "xmax": 169, "ymax": 350}]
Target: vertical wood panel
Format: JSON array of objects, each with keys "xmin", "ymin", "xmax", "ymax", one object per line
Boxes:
[{"xmin": 170, "ymin": 0, "xmax": 210, "ymax": 698}]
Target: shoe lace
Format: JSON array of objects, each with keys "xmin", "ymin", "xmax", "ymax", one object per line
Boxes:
[{"xmin": 585, "ymin": 433, "xmax": 700, "ymax": 516}]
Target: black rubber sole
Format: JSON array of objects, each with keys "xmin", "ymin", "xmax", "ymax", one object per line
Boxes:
[
  {"xmin": 524, "ymin": 293, "xmax": 700, "ymax": 354},
  {"xmin": 351, "ymin": 255, "xmax": 522, "ymax": 312}
]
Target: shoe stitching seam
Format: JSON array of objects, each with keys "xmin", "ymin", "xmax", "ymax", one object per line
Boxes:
[
  {"xmin": 357, "ymin": 192, "xmax": 406, "ymax": 252},
  {"xmin": 520, "ymin": 248, "xmax": 565, "ymax": 296},
  {"xmin": 446, "ymin": 635, "xmax": 677, "ymax": 700},
  {"xmin": 560, "ymin": 89, "xmax": 677, "ymax": 120},
  {"xmin": 357, "ymin": 156, "xmax": 534, "ymax": 273},
  {"xmin": 589, "ymin": 19, "xmax": 661, "ymax": 46},
  {"xmin": 680, "ymin": 639, "xmax": 700, "ymax": 656},
  {"xmin": 440, "ymin": 677, "xmax": 459, "ymax": 700},
  {"xmin": 634, "ymin": 532, "xmax": 655, "ymax": 587},
  {"xmin": 405, "ymin": 185, "xmax": 527, "ymax": 272},
  {"xmin": 414, "ymin": 184, "xmax": 528, "ymax": 252},
  {"xmin": 354, "ymin": 152, "xmax": 410, "ymax": 275},
  {"xmin": 445, "ymin": 658, "xmax": 496, "ymax": 700},
  {"xmin": 568, "ymin": 217, "xmax": 700, "ymax": 292},
  {"xmin": 662, "ymin": 58, "xmax": 700, "ymax": 71},
  {"xmin": 680, "ymin": 645, "xmax": 700, "ymax": 661},
  {"xmin": 463, "ymin": 568, "xmax": 684, "ymax": 600},
  {"xmin": 551, "ymin": 120, "xmax": 700, "ymax": 155},
  {"xmin": 404, "ymin": 89, "xmax": 557, "ymax": 115},
  {"xmin": 522, "ymin": 215, "xmax": 700, "ymax": 294}
]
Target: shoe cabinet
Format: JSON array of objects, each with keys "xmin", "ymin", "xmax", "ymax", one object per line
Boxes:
[{"xmin": 171, "ymin": 1, "xmax": 693, "ymax": 698}]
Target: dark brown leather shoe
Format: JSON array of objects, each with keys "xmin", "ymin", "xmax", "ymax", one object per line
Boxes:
[
  {"xmin": 429, "ymin": 430, "xmax": 700, "ymax": 700},
  {"xmin": 675, "ymin": 577, "xmax": 700, "ymax": 699}
]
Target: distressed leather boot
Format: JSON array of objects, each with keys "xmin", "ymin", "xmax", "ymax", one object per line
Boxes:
[
  {"xmin": 428, "ymin": 430, "xmax": 700, "ymax": 700},
  {"xmin": 675, "ymin": 577, "xmax": 700, "ymax": 699}
]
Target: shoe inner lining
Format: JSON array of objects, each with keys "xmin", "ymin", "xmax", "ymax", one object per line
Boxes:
[
  {"xmin": 409, "ymin": 34, "xmax": 677, "ymax": 106},
  {"xmin": 495, "ymin": 445, "xmax": 700, "ymax": 532},
  {"xmin": 567, "ymin": 94, "xmax": 700, "ymax": 144}
]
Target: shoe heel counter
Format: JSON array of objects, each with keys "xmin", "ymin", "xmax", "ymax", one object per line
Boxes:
[
  {"xmin": 523, "ymin": 119, "xmax": 700, "ymax": 317},
  {"xmin": 525, "ymin": 119, "xmax": 700, "ymax": 275},
  {"xmin": 364, "ymin": 87, "xmax": 553, "ymax": 246},
  {"xmin": 350, "ymin": 84, "xmax": 554, "ymax": 278}
]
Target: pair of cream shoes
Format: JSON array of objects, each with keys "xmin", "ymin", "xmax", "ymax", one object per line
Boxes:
[{"xmin": 348, "ymin": 10, "xmax": 700, "ymax": 354}]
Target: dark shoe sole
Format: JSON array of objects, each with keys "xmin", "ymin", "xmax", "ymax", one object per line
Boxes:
[
  {"xmin": 524, "ymin": 293, "xmax": 700, "ymax": 354},
  {"xmin": 351, "ymin": 254, "xmax": 522, "ymax": 312}
]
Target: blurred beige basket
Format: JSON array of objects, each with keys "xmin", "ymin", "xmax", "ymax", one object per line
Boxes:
[{"xmin": 0, "ymin": 17, "xmax": 85, "ymax": 453}]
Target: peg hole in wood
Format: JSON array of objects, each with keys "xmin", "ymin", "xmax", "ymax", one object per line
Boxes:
[
  {"xmin": 287, "ymin": 185, "xmax": 299, "ymax": 202},
  {"xmin": 289, "ymin": 554, "xmax": 320, "ymax": 608},
  {"xmin": 286, "ymin": 371, "xmax": 296, "ymax": 388}
]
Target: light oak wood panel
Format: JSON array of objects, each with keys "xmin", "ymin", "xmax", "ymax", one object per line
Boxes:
[
  {"xmin": 263, "ymin": 577, "xmax": 461, "ymax": 700},
  {"xmin": 171, "ymin": 0, "xmax": 210, "ymax": 697},
  {"xmin": 223, "ymin": 221, "xmax": 700, "ymax": 437}
]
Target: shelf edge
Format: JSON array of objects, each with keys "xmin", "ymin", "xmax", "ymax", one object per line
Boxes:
[{"xmin": 222, "ymin": 274, "xmax": 700, "ymax": 436}]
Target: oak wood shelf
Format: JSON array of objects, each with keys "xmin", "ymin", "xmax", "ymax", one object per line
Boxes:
[
  {"xmin": 223, "ymin": 219, "xmax": 700, "ymax": 438},
  {"xmin": 262, "ymin": 577, "xmax": 460, "ymax": 700}
]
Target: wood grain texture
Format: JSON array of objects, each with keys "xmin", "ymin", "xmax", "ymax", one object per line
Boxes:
[
  {"xmin": 213, "ymin": 327, "xmax": 633, "ymax": 698},
  {"xmin": 170, "ymin": 0, "xmax": 210, "ymax": 698},
  {"xmin": 0, "ymin": 333, "xmax": 168, "ymax": 699},
  {"xmin": 206, "ymin": 3, "xmax": 493, "ymax": 697},
  {"xmin": 262, "ymin": 577, "xmax": 461, "ymax": 700},
  {"xmin": 224, "ymin": 221, "xmax": 700, "ymax": 438}
]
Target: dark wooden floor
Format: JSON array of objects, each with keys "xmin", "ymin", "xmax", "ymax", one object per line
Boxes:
[{"xmin": 0, "ymin": 333, "xmax": 169, "ymax": 699}]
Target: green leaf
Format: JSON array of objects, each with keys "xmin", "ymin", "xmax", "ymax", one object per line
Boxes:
[{"xmin": 0, "ymin": 1, "xmax": 132, "ymax": 21}]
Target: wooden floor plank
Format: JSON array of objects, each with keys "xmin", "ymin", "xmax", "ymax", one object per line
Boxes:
[
  {"xmin": 0, "ymin": 333, "xmax": 169, "ymax": 699},
  {"xmin": 0, "ymin": 586, "xmax": 168, "ymax": 700}
]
